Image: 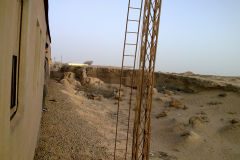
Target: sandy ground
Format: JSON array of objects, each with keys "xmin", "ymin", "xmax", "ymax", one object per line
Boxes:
[
  {"xmin": 34, "ymin": 78, "xmax": 240, "ymax": 160},
  {"xmin": 34, "ymin": 80, "xmax": 113, "ymax": 160}
]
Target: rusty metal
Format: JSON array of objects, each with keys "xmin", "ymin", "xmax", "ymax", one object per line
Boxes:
[
  {"xmin": 114, "ymin": 0, "xmax": 144, "ymax": 159},
  {"xmin": 114, "ymin": 0, "xmax": 162, "ymax": 159},
  {"xmin": 132, "ymin": 0, "xmax": 162, "ymax": 160}
]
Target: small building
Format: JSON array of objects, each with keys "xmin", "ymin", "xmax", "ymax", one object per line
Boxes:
[{"xmin": 0, "ymin": 0, "xmax": 51, "ymax": 159}]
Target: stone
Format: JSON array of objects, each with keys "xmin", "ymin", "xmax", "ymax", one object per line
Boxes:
[
  {"xmin": 189, "ymin": 116, "xmax": 202, "ymax": 128},
  {"xmin": 218, "ymin": 93, "xmax": 227, "ymax": 97},
  {"xmin": 93, "ymin": 95, "xmax": 102, "ymax": 101},
  {"xmin": 155, "ymin": 97, "xmax": 163, "ymax": 102},
  {"xmin": 152, "ymin": 88, "xmax": 158, "ymax": 94},
  {"xmin": 156, "ymin": 111, "xmax": 168, "ymax": 119},
  {"xmin": 169, "ymin": 98, "xmax": 182, "ymax": 108},
  {"xmin": 183, "ymin": 105, "xmax": 188, "ymax": 110},
  {"xmin": 200, "ymin": 111, "xmax": 207, "ymax": 115},
  {"xmin": 208, "ymin": 101, "xmax": 222, "ymax": 105},
  {"xmin": 231, "ymin": 119, "xmax": 239, "ymax": 124},
  {"xmin": 158, "ymin": 151, "xmax": 177, "ymax": 160},
  {"xmin": 163, "ymin": 89, "xmax": 174, "ymax": 96},
  {"xmin": 200, "ymin": 116, "xmax": 210, "ymax": 123}
]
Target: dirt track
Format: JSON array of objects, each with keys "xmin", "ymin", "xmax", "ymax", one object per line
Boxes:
[{"xmin": 34, "ymin": 80, "xmax": 112, "ymax": 160}]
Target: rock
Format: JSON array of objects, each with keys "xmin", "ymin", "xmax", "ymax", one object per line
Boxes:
[
  {"xmin": 63, "ymin": 72, "xmax": 75, "ymax": 81},
  {"xmin": 227, "ymin": 111, "xmax": 237, "ymax": 115},
  {"xmin": 218, "ymin": 93, "xmax": 227, "ymax": 97},
  {"xmin": 231, "ymin": 119, "xmax": 239, "ymax": 124},
  {"xmin": 149, "ymin": 152, "xmax": 154, "ymax": 157},
  {"xmin": 169, "ymin": 98, "xmax": 182, "ymax": 108},
  {"xmin": 74, "ymin": 81, "xmax": 81, "ymax": 89},
  {"xmin": 200, "ymin": 111, "xmax": 207, "ymax": 115},
  {"xmin": 78, "ymin": 68, "xmax": 89, "ymax": 85},
  {"xmin": 75, "ymin": 91, "xmax": 85, "ymax": 96},
  {"xmin": 200, "ymin": 116, "xmax": 210, "ymax": 123},
  {"xmin": 183, "ymin": 105, "xmax": 188, "ymax": 110},
  {"xmin": 155, "ymin": 97, "xmax": 163, "ymax": 102},
  {"xmin": 163, "ymin": 89, "xmax": 174, "ymax": 96},
  {"xmin": 93, "ymin": 95, "xmax": 102, "ymax": 101},
  {"xmin": 60, "ymin": 79, "xmax": 71, "ymax": 87},
  {"xmin": 181, "ymin": 130, "xmax": 201, "ymax": 141},
  {"xmin": 156, "ymin": 111, "xmax": 168, "ymax": 119},
  {"xmin": 197, "ymin": 111, "xmax": 207, "ymax": 115},
  {"xmin": 85, "ymin": 93, "xmax": 101, "ymax": 100},
  {"xmin": 208, "ymin": 101, "xmax": 222, "ymax": 105},
  {"xmin": 189, "ymin": 116, "xmax": 202, "ymax": 128},
  {"xmin": 61, "ymin": 72, "xmax": 82, "ymax": 88},
  {"xmin": 172, "ymin": 148, "xmax": 180, "ymax": 152},
  {"xmin": 88, "ymin": 77, "xmax": 104, "ymax": 86},
  {"xmin": 180, "ymin": 131, "xmax": 191, "ymax": 137},
  {"xmin": 49, "ymin": 99, "xmax": 57, "ymax": 102},
  {"xmin": 158, "ymin": 151, "xmax": 177, "ymax": 160},
  {"xmin": 152, "ymin": 88, "xmax": 158, "ymax": 94},
  {"xmin": 158, "ymin": 151, "xmax": 168, "ymax": 158}
]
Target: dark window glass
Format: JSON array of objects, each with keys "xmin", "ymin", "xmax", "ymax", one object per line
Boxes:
[{"xmin": 11, "ymin": 55, "xmax": 17, "ymax": 109}]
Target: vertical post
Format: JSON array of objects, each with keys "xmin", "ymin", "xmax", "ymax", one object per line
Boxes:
[{"xmin": 131, "ymin": 0, "xmax": 162, "ymax": 160}]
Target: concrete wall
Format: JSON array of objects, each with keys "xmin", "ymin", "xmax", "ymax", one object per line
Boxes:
[{"xmin": 0, "ymin": 0, "xmax": 50, "ymax": 159}]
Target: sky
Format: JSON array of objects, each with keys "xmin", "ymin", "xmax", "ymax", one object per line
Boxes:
[{"xmin": 49, "ymin": 0, "xmax": 240, "ymax": 76}]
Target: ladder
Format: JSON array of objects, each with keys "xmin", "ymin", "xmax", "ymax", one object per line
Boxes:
[{"xmin": 114, "ymin": 0, "xmax": 144, "ymax": 160}]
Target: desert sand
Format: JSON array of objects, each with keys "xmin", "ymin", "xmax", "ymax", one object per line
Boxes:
[{"xmin": 34, "ymin": 66, "xmax": 240, "ymax": 160}]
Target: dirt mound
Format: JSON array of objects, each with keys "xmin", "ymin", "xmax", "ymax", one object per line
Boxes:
[
  {"xmin": 60, "ymin": 72, "xmax": 81, "ymax": 90},
  {"xmin": 169, "ymin": 98, "xmax": 183, "ymax": 109},
  {"xmin": 180, "ymin": 130, "xmax": 201, "ymax": 141},
  {"xmin": 189, "ymin": 116, "xmax": 203, "ymax": 128}
]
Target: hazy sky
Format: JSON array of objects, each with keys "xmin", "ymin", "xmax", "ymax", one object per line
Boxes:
[{"xmin": 49, "ymin": 0, "xmax": 240, "ymax": 76}]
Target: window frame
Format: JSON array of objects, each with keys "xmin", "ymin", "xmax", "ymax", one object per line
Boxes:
[{"xmin": 10, "ymin": 0, "xmax": 23, "ymax": 120}]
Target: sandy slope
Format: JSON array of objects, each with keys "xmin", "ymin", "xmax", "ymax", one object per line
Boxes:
[{"xmin": 34, "ymin": 78, "xmax": 240, "ymax": 160}]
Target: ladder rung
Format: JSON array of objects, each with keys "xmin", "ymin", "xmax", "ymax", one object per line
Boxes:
[
  {"xmin": 124, "ymin": 54, "xmax": 135, "ymax": 57},
  {"xmin": 125, "ymin": 43, "xmax": 137, "ymax": 45},
  {"xmin": 129, "ymin": 7, "xmax": 141, "ymax": 10},
  {"xmin": 119, "ymin": 128, "xmax": 129, "ymax": 131},
  {"xmin": 119, "ymin": 108, "xmax": 129, "ymax": 111},
  {"xmin": 115, "ymin": 148, "xmax": 128, "ymax": 151},
  {"xmin": 127, "ymin": 32, "xmax": 138, "ymax": 34},
  {"xmin": 123, "ymin": 66, "xmax": 134, "ymax": 69},
  {"xmin": 117, "ymin": 139, "xmax": 128, "ymax": 141},
  {"xmin": 128, "ymin": 19, "xmax": 139, "ymax": 22}
]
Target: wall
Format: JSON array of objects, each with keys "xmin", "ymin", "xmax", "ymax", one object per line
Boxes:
[
  {"xmin": 0, "ymin": 0, "xmax": 50, "ymax": 159},
  {"xmin": 56, "ymin": 65, "xmax": 240, "ymax": 93}
]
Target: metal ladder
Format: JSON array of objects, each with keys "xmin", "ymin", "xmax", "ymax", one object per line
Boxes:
[{"xmin": 114, "ymin": 0, "xmax": 144, "ymax": 159}]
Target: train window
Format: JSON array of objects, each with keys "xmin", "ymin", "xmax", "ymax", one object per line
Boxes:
[
  {"xmin": 10, "ymin": 55, "xmax": 18, "ymax": 119},
  {"xmin": 10, "ymin": 0, "xmax": 23, "ymax": 120}
]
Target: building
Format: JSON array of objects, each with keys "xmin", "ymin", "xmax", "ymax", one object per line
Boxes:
[{"xmin": 0, "ymin": 0, "xmax": 51, "ymax": 159}]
